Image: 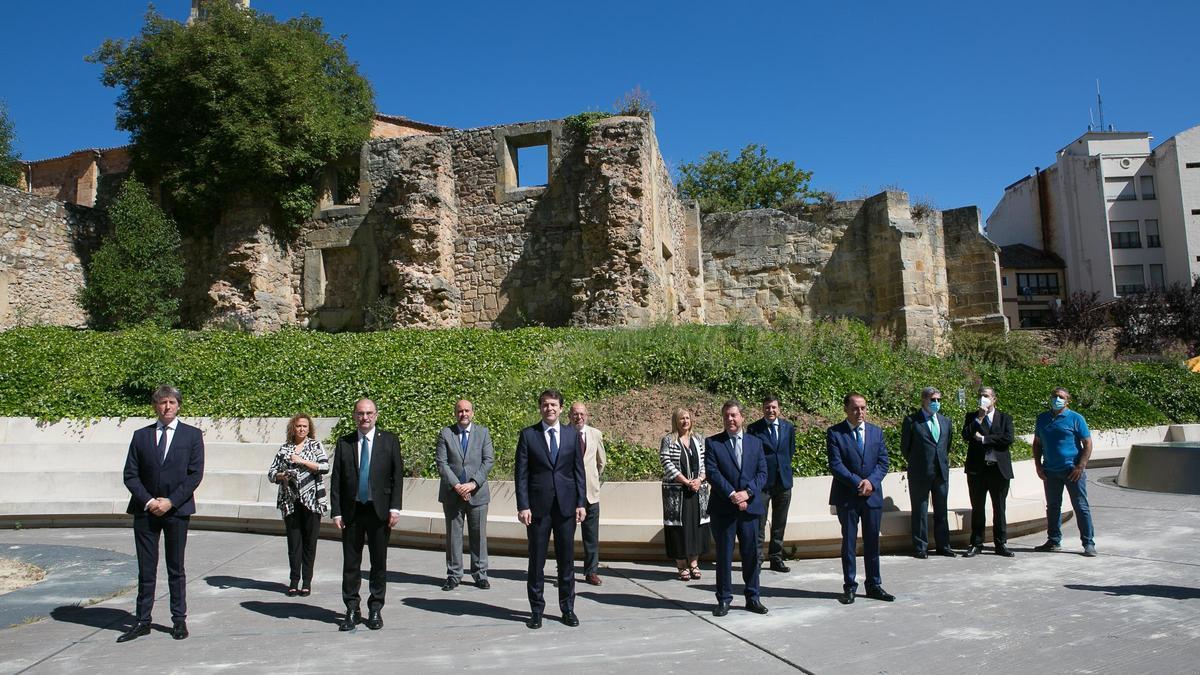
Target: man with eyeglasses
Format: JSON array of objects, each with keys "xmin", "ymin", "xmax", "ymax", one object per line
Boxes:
[
  {"xmin": 901, "ymin": 386, "xmax": 956, "ymax": 558},
  {"xmin": 331, "ymin": 399, "xmax": 405, "ymax": 632}
]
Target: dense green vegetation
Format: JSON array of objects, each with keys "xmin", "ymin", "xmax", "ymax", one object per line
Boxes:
[
  {"xmin": 2, "ymin": 322, "xmax": 1197, "ymax": 480},
  {"xmin": 676, "ymin": 144, "xmax": 822, "ymax": 214},
  {"xmin": 0, "ymin": 102, "xmax": 19, "ymax": 188}
]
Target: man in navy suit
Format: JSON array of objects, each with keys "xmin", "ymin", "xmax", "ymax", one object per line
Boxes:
[
  {"xmin": 747, "ymin": 395, "xmax": 795, "ymax": 573},
  {"xmin": 118, "ymin": 384, "xmax": 205, "ymax": 642},
  {"xmin": 514, "ymin": 389, "xmax": 587, "ymax": 629},
  {"xmin": 900, "ymin": 386, "xmax": 956, "ymax": 558},
  {"xmin": 705, "ymin": 400, "xmax": 769, "ymax": 617},
  {"xmin": 827, "ymin": 392, "xmax": 895, "ymax": 605}
]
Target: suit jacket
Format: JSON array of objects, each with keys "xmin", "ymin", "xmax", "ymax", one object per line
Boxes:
[
  {"xmin": 746, "ymin": 417, "xmax": 795, "ymax": 490},
  {"xmin": 435, "ymin": 423, "xmax": 495, "ymax": 506},
  {"xmin": 826, "ymin": 420, "xmax": 888, "ymax": 509},
  {"xmin": 704, "ymin": 430, "xmax": 768, "ymax": 518},
  {"xmin": 514, "ymin": 422, "xmax": 586, "ymax": 518},
  {"xmin": 900, "ymin": 410, "xmax": 951, "ymax": 484},
  {"xmin": 579, "ymin": 425, "xmax": 606, "ymax": 505},
  {"xmin": 123, "ymin": 421, "xmax": 205, "ymax": 517},
  {"xmin": 962, "ymin": 410, "xmax": 1015, "ymax": 480},
  {"xmin": 330, "ymin": 428, "xmax": 405, "ymax": 522}
]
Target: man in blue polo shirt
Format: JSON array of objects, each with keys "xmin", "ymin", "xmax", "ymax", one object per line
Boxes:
[{"xmin": 1031, "ymin": 387, "xmax": 1096, "ymax": 556}]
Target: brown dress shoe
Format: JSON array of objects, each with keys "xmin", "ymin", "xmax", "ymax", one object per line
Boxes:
[{"xmin": 585, "ymin": 573, "xmax": 602, "ymax": 586}]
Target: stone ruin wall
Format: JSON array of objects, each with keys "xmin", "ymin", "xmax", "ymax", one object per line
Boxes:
[
  {"xmin": 0, "ymin": 186, "xmax": 102, "ymax": 329},
  {"xmin": 701, "ymin": 192, "xmax": 1005, "ymax": 353}
]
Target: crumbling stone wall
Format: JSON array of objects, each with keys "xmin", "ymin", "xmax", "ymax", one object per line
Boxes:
[
  {"xmin": 0, "ymin": 186, "xmax": 101, "ymax": 329},
  {"xmin": 943, "ymin": 206, "xmax": 1006, "ymax": 333}
]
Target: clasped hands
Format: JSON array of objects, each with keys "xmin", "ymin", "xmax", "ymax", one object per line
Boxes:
[
  {"xmin": 856, "ymin": 479, "xmax": 874, "ymax": 497},
  {"xmin": 730, "ymin": 490, "xmax": 750, "ymax": 511},
  {"xmin": 147, "ymin": 497, "xmax": 173, "ymax": 516},
  {"xmin": 453, "ymin": 481, "xmax": 477, "ymax": 500}
]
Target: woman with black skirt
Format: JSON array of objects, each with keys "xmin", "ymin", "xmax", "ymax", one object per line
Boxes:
[
  {"xmin": 268, "ymin": 413, "xmax": 329, "ymax": 596},
  {"xmin": 659, "ymin": 408, "xmax": 710, "ymax": 581}
]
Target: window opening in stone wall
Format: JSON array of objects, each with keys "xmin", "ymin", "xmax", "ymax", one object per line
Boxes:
[
  {"xmin": 515, "ymin": 144, "xmax": 549, "ymax": 187},
  {"xmin": 336, "ymin": 161, "xmax": 361, "ymax": 205}
]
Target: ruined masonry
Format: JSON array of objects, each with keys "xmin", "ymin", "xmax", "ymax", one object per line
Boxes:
[{"xmin": 0, "ymin": 114, "xmax": 1006, "ymax": 352}]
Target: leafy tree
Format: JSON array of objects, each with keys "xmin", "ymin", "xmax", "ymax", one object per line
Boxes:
[
  {"xmin": 79, "ymin": 177, "xmax": 185, "ymax": 329},
  {"xmin": 88, "ymin": 3, "xmax": 375, "ymax": 232},
  {"xmin": 0, "ymin": 102, "xmax": 20, "ymax": 188},
  {"xmin": 676, "ymin": 144, "xmax": 819, "ymax": 214},
  {"xmin": 1047, "ymin": 290, "xmax": 1109, "ymax": 350}
]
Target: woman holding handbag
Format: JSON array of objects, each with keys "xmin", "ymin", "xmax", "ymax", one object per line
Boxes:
[
  {"xmin": 659, "ymin": 408, "xmax": 710, "ymax": 581},
  {"xmin": 267, "ymin": 413, "xmax": 329, "ymax": 596}
]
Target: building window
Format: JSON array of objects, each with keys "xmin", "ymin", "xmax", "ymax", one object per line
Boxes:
[
  {"xmin": 1018, "ymin": 309, "xmax": 1054, "ymax": 328},
  {"xmin": 1114, "ymin": 264, "xmax": 1145, "ymax": 295},
  {"xmin": 1145, "ymin": 219, "xmax": 1161, "ymax": 248},
  {"xmin": 1186, "ymin": 162, "xmax": 1200, "ymax": 169},
  {"xmin": 1016, "ymin": 272, "xmax": 1060, "ymax": 296},
  {"xmin": 1104, "ymin": 177, "xmax": 1136, "ymax": 201},
  {"xmin": 1001, "ymin": 275, "xmax": 1008, "ymax": 287},
  {"xmin": 1139, "ymin": 175, "xmax": 1156, "ymax": 200},
  {"xmin": 1109, "ymin": 220, "xmax": 1141, "ymax": 249},
  {"xmin": 1149, "ymin": 264, "xmax": 1165, "ymax": 290}
]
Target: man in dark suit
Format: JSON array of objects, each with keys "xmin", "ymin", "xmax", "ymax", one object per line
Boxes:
[
  {"xmin": 900, "ymin": 386, "xmax": 956, "ymax": 558},
  {"xmin": 331, "ymin": 398, "xmax": 404, "ymax": 632},
  {"xmin": 435, "ymin": 399, "xmax": 495, "ymax": 590},
  {"xmin": 962, "ymin": 386, "xmax": 1016, "ymax": 558},
  {"xmin": 747, "ymin": 394, "xmax": 795, "ymax": 573},
  {"xmin": 827, "ymin": 392, "xmax": 894, "ymax": 605},
  {"xmin": 515, "ymin": 389, "xmax": 587, "ymax": 629},
  {"xmin": 118, "ymin": 384, "xmax": 205, "ymax": 643},
  {"xmin": 705, "ymin": 400, "xmax": 769, "ymax": 617}
]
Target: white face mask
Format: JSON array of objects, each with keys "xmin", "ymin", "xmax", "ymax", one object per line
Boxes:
[{"xmin": 978, "ymin": 396, "xmax": 991, "ymax": 410}]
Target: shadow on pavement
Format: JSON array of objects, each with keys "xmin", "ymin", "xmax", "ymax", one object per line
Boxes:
[
  {"xmin": 577, "ymin": 591, "xmax": 710, "ymax": 613},
  {"xmin": 49, "ymin": 606, "xmax": 135, "ymax": 632},
  {"xmin": 240, "ymin": 601, "xmax": 341, "ymax": 624},
  {"xmin": 1065, "ymin": 584, "xmax": 1200, "ymax": 600},
  {"xmin": 385, "ymin": 570, "xmax": 447, "ymax": 587},
  {"xmin": 401, "ymin": 597, "xmax": 528, "ymax": 623},
  {"xmin": 205, "ymin": 575, "xmax": 289, "ymax": 593}
]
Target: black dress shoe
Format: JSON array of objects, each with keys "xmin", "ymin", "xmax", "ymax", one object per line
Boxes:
[
  {"xmin": 116, "ymin": 623, "xmax": 151, "ymax": 643},
  {"xmin": 913, "ymin": 550, "xmax": 928, "ymax": 559},
  {"xmin": 995, "ymin": 546, "xmax": 1015, "ymax": 557},
  {"xmin": 442, "ymin": 577, "xmax": 460, "ymax": 591},
  {"xmin": 935, "ymin": 548, "xmax": 957, "ymax": 558},
  {"xmin": 364, "ymin": 610, "xmax": 383, "ymax": 630},
  {"xmin": 963, "ymin": 545, "xmax": 983, "ymax": 558},
  {"xmin": 769, "ymin": 560, "xmax": 791, "ymax": 573},
  {"xmin": 746, "ymin": 599, "xmax": 769, "ymax": 614},
  {"xmin": 476, "ymin": 578, "xmax": 490, "ymax": 589},
  {"xmin": 866, "ymin": 587, "xmax": 896, "ymax": 602},
  {"xmin": 171, "ymin": 621, "xmax": 189, "ymax": 640},
  {"xmin": 526, "ymin": 614, "xmax": 543, "ymax": 629},
  {"xmin": 839, "ymin": 589, "xmax": 855, "ymax": 605},
  {"xmin": 561, "ymin": 611, "xmax": 580, "ymax": 627},
  {"xmin": 338, "ymin": 609, "xmax": 361, "ymax": 632},
  {"xmin": 712, "ymin": 602, "xmax": 730, "ymax": 617}
]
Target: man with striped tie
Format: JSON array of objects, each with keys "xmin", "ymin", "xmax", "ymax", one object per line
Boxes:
[{"xmin": 436, "ymin": 399, "xmax": 495, "ymax": 591}]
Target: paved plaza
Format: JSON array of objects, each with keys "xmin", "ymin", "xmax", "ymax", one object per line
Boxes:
[{"xmin": 0, "ymin": 466, "xmax": 1197, "ymax": 674}]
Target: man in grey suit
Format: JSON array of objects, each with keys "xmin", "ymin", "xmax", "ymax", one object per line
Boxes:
[
  {"xmin": 901, "ymin": 386, "xmax": 956, "ymax": 558},
  {"xmin": 436, "ymin": 399, "xmax": 495, "ymax": 590}
]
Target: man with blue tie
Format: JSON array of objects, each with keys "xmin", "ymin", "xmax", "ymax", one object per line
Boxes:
[
  {"xmin": 705, "ymin": 400, "xmax": 769, "ymax": 617},
  {"xmin": 118, "ymin": 384, "xmax": 205, "ymax": 643},
  {"xmin": 515, "ymin": 389, "xmax": 587, "ymax": 629},
  {"xmin": 331, "ymin": 399, "xmax": 405, "ymax": 632},
  {"xmin": 747, "ymin": 395, "xmax": 795, "ymax": 573},
  {"xmin": 436, "ymin": 399, "xmax": 495, "ymax": 591},
  {"xmin": 827, "ymin": 392, "xmax": 895, "ymax": 605},
  {"xmin": 900, "ymin": 386, "xmax": 956, "ymax": 558}
]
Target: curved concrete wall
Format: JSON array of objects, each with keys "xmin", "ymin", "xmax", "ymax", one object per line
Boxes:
[{"xmin": 10, "ymin": 418, "xmax": 1188, "ymax": 560}]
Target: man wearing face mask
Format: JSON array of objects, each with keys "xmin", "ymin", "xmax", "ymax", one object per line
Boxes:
[
  {"xmin": 1032, "ymin": 387, "xmax": 1096, "ymax": 557},
  {"xmin": 900, "ymin": 386, "xmax": 955, "ymax": 558},
  {"xmin": 962, "ymin": 387, "xmax": 1015, "ymax": 558}
]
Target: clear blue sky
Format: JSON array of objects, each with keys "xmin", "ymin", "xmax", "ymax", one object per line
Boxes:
[{"xmin": 3, "ymin": 0, "xmax": 1197, "ymax": 214}]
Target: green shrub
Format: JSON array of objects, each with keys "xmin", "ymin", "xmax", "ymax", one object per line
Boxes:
[{"xmin": 77, "ymin": 178, "xmax": 185, "ymax": 329}]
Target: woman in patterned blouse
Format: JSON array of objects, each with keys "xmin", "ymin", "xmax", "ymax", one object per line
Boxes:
[{"xmin": 268, "ymin": 414, "xmax": 330, "ymax": 596}]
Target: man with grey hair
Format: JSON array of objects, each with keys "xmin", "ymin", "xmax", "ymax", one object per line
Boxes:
[
  {"xmin": 118, "ymin": 385, "xmax": 205, "ymax": 643},
  {"xmin": 901, "ymin": 386, "xmax": 955, "ymax": 558},
  {"xmin": 436, "ymin": 399, "xmax": 495, "ymax": 591},
  {"xmin": 962, "ymin": 386, "xmax": 1015, "ymax": 557}
]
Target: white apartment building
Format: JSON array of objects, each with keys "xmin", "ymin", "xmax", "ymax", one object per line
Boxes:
[{"xmin": 987, "ymin": 124, "xmax": 1200, "ymax": 306}]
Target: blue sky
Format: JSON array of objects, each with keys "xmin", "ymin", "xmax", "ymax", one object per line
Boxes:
[{"xmin": 3, "ymin": 0, "xmax": 1197, "ymax": 214}]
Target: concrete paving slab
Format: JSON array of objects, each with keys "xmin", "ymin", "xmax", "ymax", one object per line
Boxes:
[{"xmin": 0, "ymin": 467, "xmax": 1197, "ymax": 674}]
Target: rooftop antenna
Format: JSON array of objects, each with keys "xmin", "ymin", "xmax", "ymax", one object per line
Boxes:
[
  {"xmin": 1096, "ymin": 79, "xmax": 1107, "ymax": 132},
  {"xmin": 1089, "ymin": 107, "xmax": 1094, "ymax": 131}
]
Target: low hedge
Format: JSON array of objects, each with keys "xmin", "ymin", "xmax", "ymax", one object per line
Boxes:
[{"xmin": 1, "ymin": 322, "xmax": 1196, "ymax": 480}]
